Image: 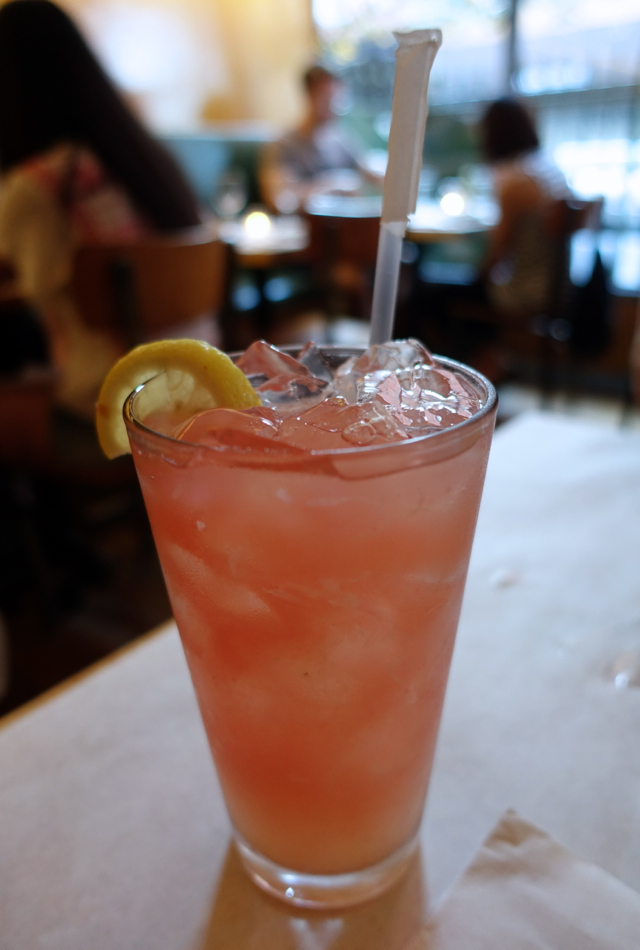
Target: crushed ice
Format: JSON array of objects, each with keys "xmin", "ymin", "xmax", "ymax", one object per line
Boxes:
[{"xmin": 180, "ymin": 339, "xmax": 483, "ymax": 449}]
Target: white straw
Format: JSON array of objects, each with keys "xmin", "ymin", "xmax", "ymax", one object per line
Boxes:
[{"xmin": 369, "ymin": 29, "xmax": 442, "ymax": 346}]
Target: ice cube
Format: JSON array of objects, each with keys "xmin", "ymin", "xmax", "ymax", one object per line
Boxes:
[
  {"xmin": 364, "ymin": 402, "xmax": 408, "ymax": 441},
  {"xmin": 257, "ymin": 374, "xmax": 326, "ymax": 396},
  {"xmin": 350, "ymin": 339, "xmax": 434, "ymax": 377},
  {"xmin": 236, "ymin": 341, "xmax": 334, "ymax": 415},
  {"xmin": 342, "ymin": 420, "xmax": 377, "ymax": 446},
  {"xmin": 291, "ymin": 396, "xmax": 349, "ymax": 432},
  {"xmin": 361, "ymin": 371, "xmax": 403, "ymax": 408},
  {"xmin": 331, "ymin": 338, "xmax": 482, "ymax": 433},
  {"xmin": 177, "ymin": 407, "xmax": 279, "ymax": 447},
  {"xmin": 332, "ymin": 358, "xmax": 358, "ymax": 404},
  {"xmin": 296, "ymin": 342, "xmax": 334, "ymax": 382},
  {"xmin": 334, "ymin": 339, "xmax": 434, "ymax": 406},
  {"xmin": 180, "ymin": 340, "xmax": 482, "ymax": 451},
  {"xmin": 244, "ymin": 406, "xmax": 283, "ymax": 424},
  {"xmin": 246, "ymin": 373, "xmax": 269, "ymax": 389},
  {"xmin": 277, "ymin": 416, "xmax": 352, "ymax": 450},
  {"xmin": 436, "ymin": 368, "xmax": 482, "ymax": 409},
  {"xmin": 276, "ymin": 398, "xmax": 407, "ymax": 449},
  {"xmin": 413, "ymin": 365, "xmax": 455, "ymax": 397},
  {"xmin": 256, "ymin": 374, "xmax": 329, "ymax": 415},
  {"xmin": 165, "ymin": 544, "xmax": 273, "ymax": 625},
  {"xmin": 236, "ymin": 340, "xmax": 311, "ymax": 379}
]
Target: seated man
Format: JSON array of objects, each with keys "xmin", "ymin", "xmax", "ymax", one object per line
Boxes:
[{"xmin": 260, "ymin": 65, "xmax": 379, "ymax": 213}]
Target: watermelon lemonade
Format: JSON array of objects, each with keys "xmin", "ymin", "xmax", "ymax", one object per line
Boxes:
[{"xmin": 124, "ymin": 339, "xmax": 496, "ymax": 907}]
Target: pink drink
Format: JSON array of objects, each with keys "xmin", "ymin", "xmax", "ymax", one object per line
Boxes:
[{"xmin": 125, "ymin": 341, "xmax": 496, "ymax": 907}]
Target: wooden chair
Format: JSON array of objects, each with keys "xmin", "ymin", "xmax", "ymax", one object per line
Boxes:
[
  {"xmin": 71, "ymin": 226, "xmax": 228, "ymax": 348},
  {"xmin": 495, "ymin": 197, "xmax": 604, "ymax": 396},
  {"xmin": 629, "ymin": 297, "xmax": 640, "ymax": 408},
  {"xmin": 0, "ymin": 368, "xmax": 60, "ymax": 624},
  {"xmin": 532, "ymin": 197, "xmax": 604, "ymax": 397},
  {"xmin": 0, "ymin": 369, "xmax": 56, "ymax": 468},
  {"xmin": 543, "ymin": 197, "xmax": 602, "ymax": 315},
  {"xmin": 0, "ymin": 230, "xmax": 227, "ymax": 626},
  {"xmin": 304, "ymin": 211, "xmax": 381, "ymax": 318}
]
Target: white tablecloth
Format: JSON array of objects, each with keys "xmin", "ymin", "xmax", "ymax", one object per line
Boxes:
[{"xmin": 1, "ymin": 412, "xmax": 638, "ymax": 949}]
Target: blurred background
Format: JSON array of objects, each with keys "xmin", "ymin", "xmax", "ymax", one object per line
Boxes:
[
  {"xmin": 1, "ymin": 0, "xmax": 639, "ymax": 714},
  {"xmin": 61, "ymin": 0, "xmax": 640, "ymax": 292}
]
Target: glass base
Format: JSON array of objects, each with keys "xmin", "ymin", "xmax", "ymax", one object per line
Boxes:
[{"xmin": 234, "ymin": 832, "xmax": 418, "ymax": 909}]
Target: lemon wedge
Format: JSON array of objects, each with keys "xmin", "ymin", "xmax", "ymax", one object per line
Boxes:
[{"xmin": 96, "ymin": 339, "xmax": 261, "ymax": 459}]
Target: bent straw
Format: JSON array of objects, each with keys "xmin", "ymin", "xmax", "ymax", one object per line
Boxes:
[{"xmin": 369, "ymin": 29, "xmax": 442, "ymax": 345}]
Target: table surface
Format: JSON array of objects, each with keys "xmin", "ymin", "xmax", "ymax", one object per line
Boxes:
[
  {"xmin": 1, "ymin": 413, "xmax": 639, "ymax": 950},
  {"xmin": 302, "ymin": 194, "xmax": 496, "ymax": 241},
  {"xmin": 218, "ymin": 214, "xmax": 309, "ymax": 260},
  {"xmin": 406, "ymin": 199, "xmax": 496, "ymax": 242},
  {"xmin": 217, "ymin": 198, "xmax": 495, "ymax": 262}
]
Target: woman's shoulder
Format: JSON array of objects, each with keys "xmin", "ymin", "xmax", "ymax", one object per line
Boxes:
[
  {"xmin": 493, "ymin": 161, "xmax": 541, "ymax": 208},
  {"xmin": 520, "ymin": 151, "xmax": 570, "ymax": 198},
  {"xmin": 7, "ymin": 142, "xmax": 149, "ymax": 243},
  {"xmin": 0, "ymin": 156, "xmax": 63, "ymax": 227},
  {"xmin": 15, "ymin": 143, "xmax": 91, "ymax": 191},
  {"xmin": 1, "ymin": 144, "xmax": 102, "ymax": 212},
  {"xmin": 493, "ymin": 150, "xmax": 570, "ymax": 210}
]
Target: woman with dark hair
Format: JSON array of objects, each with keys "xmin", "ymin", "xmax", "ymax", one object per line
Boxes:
[
  {"xmin": 479, "ymin": 97, "xmax": 570, "ymax": 315},
  {"xmin": 481, "ymin": 97, "xmax": 540, "ymax": 163},
  {"xmin": 403, "ymin": 97, "xmax": 570, "ymax": 378},
  {"xmin": 0, "ymin": 0, "xmax": 203, "ymax": 416}
]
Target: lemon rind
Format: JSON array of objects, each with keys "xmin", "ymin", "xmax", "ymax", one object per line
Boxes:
[{"xmin": 96, "ymin": 340, "xmax": 260, "ymax": 459}]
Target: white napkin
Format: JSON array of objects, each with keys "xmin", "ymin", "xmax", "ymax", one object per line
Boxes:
[{"xmin": 408, "ymin": 810, "xmax": 640, "ymax": 950}]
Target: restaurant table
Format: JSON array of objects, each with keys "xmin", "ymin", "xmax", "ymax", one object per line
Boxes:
[
  {"xmin": 216, "ymin": 199, "xmax": 494, "ymax": 333},
  {"xmin": 304, "ymin": 193, "xmax": 495, "ymax": 243},
  {"xmin": 217, "ymin": 214, "xmax": 309, "ymax": 269},
  {"xmin": 217, "ymin": 213, "xmax": 311, "ymax": 337},
  {"xmin": 1, "ymin": 412, "xmax": 639, "ymax": 950},
  {"xmin": 406, "ymin": 199, "xmax": 495, "ymax": 243}
]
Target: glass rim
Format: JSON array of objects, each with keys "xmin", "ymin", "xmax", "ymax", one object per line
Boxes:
[{"xmin": 124, "ymin": 347, "xmax": 497, "ymax": 460}]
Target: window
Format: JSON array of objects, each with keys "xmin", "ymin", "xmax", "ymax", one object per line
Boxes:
[
  {"xmin": 313, "ymin": 0, "xmax": 640, "ymax": 291},
  {"xmin": 516, "ymin": 0, "xmax": 640, "ymax": 288}
]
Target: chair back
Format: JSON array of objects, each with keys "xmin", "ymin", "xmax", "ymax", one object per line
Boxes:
[
  {"xmin": 545, "ymin": 197, "xmax": 602, "ymax": 240},
  {"xmin": 543, "ymin": 198, "xmax": 603, "ymax": 319},
  {"xmin": 72, "ymin": 227, "xmax": 228, "ymax": 348},
  {"xmin": 305, "ymin": 212, "xmax": 381, "ymax": 270},
  {"xmin": 0, "ymin": 370, "xmax": 56, "ymax": 467},
  {"xmin": 302, "ymin": 211, "xmax": 381, "ymax": 317}
]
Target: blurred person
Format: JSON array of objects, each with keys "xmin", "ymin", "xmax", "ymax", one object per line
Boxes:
[
  {"xmin": 0, "ymin": 0, "xmax": 203, "ymax": 418},
  {"xmin": 479, "ymin": 96, "xmax": 571, "ymax": 316},
  {"xmin": 403, "ymin": 97, "xmax": 571, "ymax": 378},
  {"xmin": 260, "ymin": 64, "xmax": 381, "ymax": 213}
]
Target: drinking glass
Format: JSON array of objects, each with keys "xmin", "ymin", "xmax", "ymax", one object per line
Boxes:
[
  {"xmin": 212, "ymin": 168, "xmax": 248, "ymax": 218},
  {"xmin": 124, "ymin": 347, "xmax": 497, "ymax": 908}
]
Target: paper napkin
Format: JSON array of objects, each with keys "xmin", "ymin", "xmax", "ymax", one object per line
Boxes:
[{"xmin": 408, "ymin": 810, "xmax": 640, "ymax": 950}]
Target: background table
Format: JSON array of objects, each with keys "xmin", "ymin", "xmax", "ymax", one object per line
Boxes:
[
  {"xmin": 218, "ymin": 214, "xmax": 309, "ymax": 267},
  {"xmin": 1, "ymin": 413, "xmax": 639, "ymax": 950},
  {"xmin": 303, "ymin": 193, "xmax": 494, "ymax": 242},
  {"xmin": 406, "ymin": 199, "xmax": 494, "ymax": 243}
]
